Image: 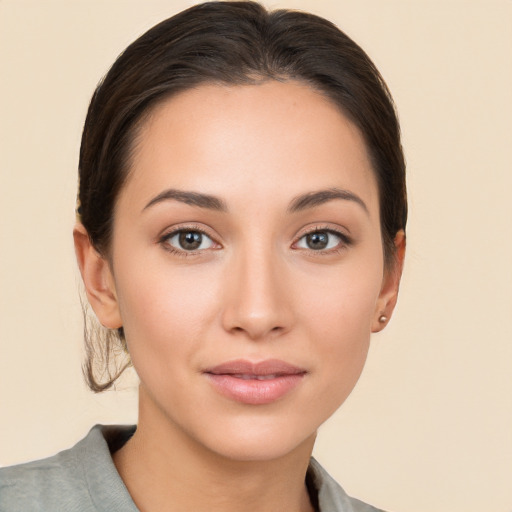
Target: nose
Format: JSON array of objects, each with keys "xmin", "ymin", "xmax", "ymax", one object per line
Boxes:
[{"xmin": 221, "ymin": 247, "xmax": 293, "ymax": 341}]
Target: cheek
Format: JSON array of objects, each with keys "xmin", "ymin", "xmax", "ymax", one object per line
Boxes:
[
  {"xmin": 114, "ymin": 259, "xmax": 222, "ymax": 378},
  {"xmin": 295, "ymin": 256, "xmax": 383, "ymax": 400},
  {"xmin": 298, "ymin": 255, "xmax": 383, "ymax": 341}
]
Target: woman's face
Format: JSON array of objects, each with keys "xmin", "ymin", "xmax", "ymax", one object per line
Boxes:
[{"xmin": 88, "ymin": 81, "xmax": 401, "ymax": 461}]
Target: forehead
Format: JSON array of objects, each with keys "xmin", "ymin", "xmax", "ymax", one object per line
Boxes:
[{"xmin": 122, "ymin": 80, "xmax": 379, "ymax": 215}]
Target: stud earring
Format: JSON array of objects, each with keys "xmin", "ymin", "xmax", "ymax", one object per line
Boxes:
[{"xmin": 378, "ymin": 315, "xmax": 388, "ymax": 323}]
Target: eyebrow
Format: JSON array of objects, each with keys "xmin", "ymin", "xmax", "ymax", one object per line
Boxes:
[
  {"xmin": 143, "ymin": 189, "xmax": 227, "ymax": 212},
  {"xmin": 288, "ymin": 187, "xmax": 369, "ymax": 214},
  {"xmin": 143, "ymin": 186, "xmax": 367, "ymax": 215}
]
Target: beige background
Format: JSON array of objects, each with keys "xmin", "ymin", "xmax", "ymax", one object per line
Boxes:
[{"xmin": 1, "ymin": 1, "xmax": 511, "ymax": 511}]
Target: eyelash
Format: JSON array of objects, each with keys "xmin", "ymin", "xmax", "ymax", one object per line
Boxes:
[
  {"xmin": 158, "ymin": 224, "xmax": 352, "ymax": 257},
  {"xmin": 158, "ymin": 224, "xmax": 219, "ymax": 257},
  {"xmin": 293, "ymin": 225, "xmax": 352, "ymax": 255}
]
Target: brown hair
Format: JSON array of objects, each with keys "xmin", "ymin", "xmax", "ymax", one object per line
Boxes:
[{"xmin": 78, "ymin": 1, "xmax": 407, "ymax": 392}]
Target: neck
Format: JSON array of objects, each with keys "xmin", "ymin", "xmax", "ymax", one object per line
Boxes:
[{"xmin": 113, "ymin": 388, "xmax": 316, "ymax": 512}]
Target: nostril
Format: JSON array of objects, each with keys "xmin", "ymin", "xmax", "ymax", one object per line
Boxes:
[
  {"xmin": 227, "ymin": 323, "xmax": 286, "ymax": 340},
  {"xmin": 220, "ymin": 268, "xmax": 293, "ymax": 340}
]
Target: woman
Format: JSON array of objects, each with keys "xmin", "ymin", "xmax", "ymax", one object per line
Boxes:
[{"xmin": 0, "ymin": 2, "xmax": 406, "ymax": 511}]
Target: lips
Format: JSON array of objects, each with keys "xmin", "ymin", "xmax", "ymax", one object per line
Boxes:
[{"xmin": 204, "ymin": 359, "xmax": 306, "ymax": 405}]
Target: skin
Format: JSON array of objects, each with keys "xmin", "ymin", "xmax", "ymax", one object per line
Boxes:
[{"xmin": 74, "ymin": 80, "xmax": 405, "ymax": 512}]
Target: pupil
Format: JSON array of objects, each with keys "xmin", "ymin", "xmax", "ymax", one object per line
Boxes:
[
  {"xmin": 307, "ymin": 232, "xmax": 328, "ymax": 250},
  {"xmin": 179, "ymin": 231, "xmax": 202, "ymax": 250}
]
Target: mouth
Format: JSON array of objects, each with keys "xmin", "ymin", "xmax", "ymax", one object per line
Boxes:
[
  {"xmin": 203, "ymin": 359, "xmax": 307, "ymax": 405},
  {"xmin": 225, "ymin": 373, "xmax": 288, "ymax": 380}
]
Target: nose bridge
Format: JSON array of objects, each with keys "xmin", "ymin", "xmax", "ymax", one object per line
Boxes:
[{"xmin": 222, "ymin": 236, "xmax": 291, "ymax": 340}]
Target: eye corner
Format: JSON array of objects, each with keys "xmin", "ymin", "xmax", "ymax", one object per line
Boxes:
[
  {"xmin": 158, "ymin": 224, "xmax": 221, "ymax": 256},
  {"xmin": 293, "ymin": 225, "xmax": 353, "ymax": 253}
]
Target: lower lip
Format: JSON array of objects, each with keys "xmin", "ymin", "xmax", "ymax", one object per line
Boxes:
[{"xmin": 205, "ymin": 374, "xmax": 305, "ymax": 405}]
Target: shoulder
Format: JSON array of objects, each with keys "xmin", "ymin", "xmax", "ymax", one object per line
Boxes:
[
  {"xmin": 0, "ymin": 425, "xmax": 137, "ymax": 512},
  {"xmin": 309, "ymin": 458, "xmax": 388, "ymax": 512},
  {"xmin": 0, "ymin": 439, "xmax": 93, "ymax": 512}
]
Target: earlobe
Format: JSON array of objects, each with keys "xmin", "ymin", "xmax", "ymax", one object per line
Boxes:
[
  {"xmin": 371, "ymin": 230, "xmax": 406, "ymax": 333},
  {"xmin": 73, "ymin": 223, "xmax": 122, "ymax": 329}
]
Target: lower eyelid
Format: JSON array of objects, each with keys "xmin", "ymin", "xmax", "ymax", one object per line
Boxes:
[
  {"xmin": 295, "ymin": 229, "xmax": 350, "ymax": 246},
  {"xmin": 158, "ymin": 226, "xmax": 220, "ymax": 252},
  {"xmin": 158, "ymin": 226, "xmax": 351, "ymax": 255},
  {"xmin": 170, "ymin": 231, "xmax": 215, "ymax": 250}
]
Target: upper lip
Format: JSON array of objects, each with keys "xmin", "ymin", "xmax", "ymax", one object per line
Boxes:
[{"xmin": 204, "ymin": 359, "xmax": 307, "ymax": 376}]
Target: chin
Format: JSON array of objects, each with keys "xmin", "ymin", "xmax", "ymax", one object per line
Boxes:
[
  {"xmin": 189, "ymin": 412, "xmax": 319, "ymax": 463},
  {"xmin": 208, "ymin": 431, "xmax": 316, "ymax": 463}
]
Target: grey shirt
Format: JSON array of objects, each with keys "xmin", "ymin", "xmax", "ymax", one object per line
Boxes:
[{"xmin": 0, "ymin": 425, "xmax": 385, "ymax": 512}]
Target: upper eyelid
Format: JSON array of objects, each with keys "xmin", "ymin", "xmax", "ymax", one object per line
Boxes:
[
  {"xmin": 158, "ymin": 226, "xmax": 221, "ymax": 254},
  {"xmin": 159, "ymin": 223, "xmax": 218, "ymax": 240},
  {"xmin": 292, "ymin": 226, "xmax": 353, "ymax": 251},
  {"xmin": 295, "ymin": 224, "xmax": 351, "ymax": 240},
  {"xmin": 157, "ymin": 223, "xmax": 351, "ymax": 248}
]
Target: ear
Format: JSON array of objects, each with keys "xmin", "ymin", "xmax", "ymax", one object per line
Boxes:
[
  {"xmin": 73, "ymin": 223, "xmax": 122, "ymax": 330},
  {"xmin": 371, "ymin": 230, "xmax": 406, "ymax": 333}
]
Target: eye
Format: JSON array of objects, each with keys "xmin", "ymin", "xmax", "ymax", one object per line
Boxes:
[
  {"xmin": 295, "ymin": 230, "xmax": 346, "ymax": 251},
  {"xmin": 164, "ymin": 230, "xmax": 215, "ymax": 252}
]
